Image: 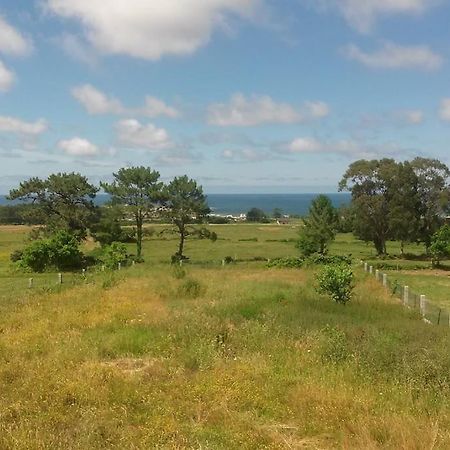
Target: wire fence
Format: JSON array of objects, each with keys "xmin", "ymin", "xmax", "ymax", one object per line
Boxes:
[{"xmin": 361, "ymin": 261, "xmax": 449, "ymax": 326}]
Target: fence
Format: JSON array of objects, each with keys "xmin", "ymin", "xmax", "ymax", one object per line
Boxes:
[{"xmin": 361, "ymin": 261, "xmax": 450, "ymax": 326}]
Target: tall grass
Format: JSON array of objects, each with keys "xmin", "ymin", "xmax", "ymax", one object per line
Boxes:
[{"xmin": 1, "ymin": 264, "xmax": 450, "ymax": 448}]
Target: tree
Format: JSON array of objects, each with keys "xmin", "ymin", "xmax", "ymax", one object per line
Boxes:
[
  {"xmin": 411, "ymin": 157, "xmax": 450, "ymax": 251},
  {"xmin": 273, "ymin": 208, "xmax": 283, "ymax": 219},
  {"xmin": 430, "ymin": 224, "xmax": 450, "ymax": 267},
  {"xmin": 297, "ymin": 195, "xmax": 338, "ymax": 256},
  {"xmin": 246, "ymin": 207, "xmax": 268, "ymax": 222},
  {"xmin": 8, "ymin": 173, "xmax": 98, "ymax": 239},
  {"xmin": 163, "ymin": 176, "xmax": 216, "ymax": 261},
  {"xmin": 90, "ymin": 206, "xmax": 133, "ymax": 246},
  {"xmin": 385, "ymin": 161, "xmax": 421, "ymax": 255},
  {"xmin": 100, "ymin": 167, "xmax": 164, "ymax": 260},
  {"xmin": 339, "ymin": 159, "xmax": 421, "ymax": 255}
]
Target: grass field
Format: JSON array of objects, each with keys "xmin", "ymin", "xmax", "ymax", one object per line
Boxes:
[{"xmin": 1, "ymin": 224, "xmax": 450, "ymax": 448}]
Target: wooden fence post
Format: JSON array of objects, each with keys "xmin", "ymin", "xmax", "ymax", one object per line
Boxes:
[
  {"xmin": 375, "ymin": 269, "xmax": 379, "ymax": 281},
  {"xmin": 364, "ymin": 262, "xmax": 368, "ymax": 272},
  {"xmin": 58, "ymin": 273, "xmax": 63, "ymax": 284},
  {"xmin": 28, "ymin": 278, "xmax": 33, "ymax": 289},
  {"xmin": 382, "ymin": 273, "xmax": 387, "ymax": 287},
  {"xmin": 369, "ymin": 266, "xmax": 373, "ymax": 275}
]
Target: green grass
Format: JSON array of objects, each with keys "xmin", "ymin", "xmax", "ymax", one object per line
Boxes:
[
  {"xmin": 1, "ymin": 224, "xmax": 450, "ymax": 447},
  {"xmin": 1, "ymin": 265, "xmax": 450, "ymax": 448}
]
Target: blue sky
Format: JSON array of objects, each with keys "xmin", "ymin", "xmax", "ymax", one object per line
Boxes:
[{"xmin": 0, "ymin": 0, "xmax": 450, "ymax": 193}]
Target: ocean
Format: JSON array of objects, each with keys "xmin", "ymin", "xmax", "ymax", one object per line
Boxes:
[{"xmin": 0, "ymin": 193, "xmax": 350, "ymax": 216}]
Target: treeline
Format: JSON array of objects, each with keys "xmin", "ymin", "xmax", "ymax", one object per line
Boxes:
[
  {"xmin": 298, "ymin": 157, "xmax": 450, "ymax": 264},
  {"xmin": 7, "ymin": 167, "xmax": 215, "ymax": 271}
]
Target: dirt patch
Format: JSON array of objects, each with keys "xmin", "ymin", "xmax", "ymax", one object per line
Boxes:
[{"xmin": 100, "ymin": 357, "xmax": 167, "ymax": 377}]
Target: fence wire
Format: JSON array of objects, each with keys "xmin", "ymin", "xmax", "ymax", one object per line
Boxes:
[{"xmin": 362, "ymin": 262, "xmax": 449, "ymax": 327}]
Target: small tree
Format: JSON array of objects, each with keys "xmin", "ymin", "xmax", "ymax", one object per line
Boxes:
[
  {"xmin": 246, "ymin": 208, "xmax": 268, "ymax": 223},
  {"xmin": 316, "ymin": 264, "xmax": 354, "ymax": 305},
  {"xmin": 430, "ymin": 224, "xmax": 450, "ymax": 267},
  {"xmin": 163, "ymin": 176, "xmax": 216, "ymax": 261},
  {"xmin": 297, "ymin": 195, "xmax": 338, "ymax": 256},
  {"xmin": 90, "ymin": 206, "xmax": 133, "ymax": 246},
  {"xmin": 101, "ymin": 167, "xmax": 164, "ymax": 260}
]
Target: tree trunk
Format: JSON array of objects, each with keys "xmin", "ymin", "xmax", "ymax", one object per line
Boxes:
[
  {"xmin": 136, "ymin": 213, "xmax": 143, "ymax": 259},
  {"xmin": 178, "ymin": 226, "xmax": 185, "ymax": 258}
]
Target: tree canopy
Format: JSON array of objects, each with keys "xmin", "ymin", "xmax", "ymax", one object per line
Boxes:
[
  {"xmin": 100, "ymin": 166, "xmax": 163, "ymax": 260},
  {"xmin": 8, "ymin": 173, "xmax": 98, "ymax": 239}
]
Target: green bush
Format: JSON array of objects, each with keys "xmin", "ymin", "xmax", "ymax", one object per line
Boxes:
[
  {"xmin": 178, "ymin": 278, "xmax": 203, "ymax": 298},
  {"xmin": 18, "ymin": 230, "xmax": 82, "ymax": 272},
  {"xmin": 430, "ymin": 224, "xmax": 450, "ymax": 267},
  {"xmin": 316, "ymin": 264, "xmax": 354, "ymax": 305},
  {"xmin": 100, "ymin": 242, "xmax": 129, "ymax": 269},
  {"xmin": 305, "ymin": 253, "xmax": 352, "ymax": 266},
  {"xmin": 267, "ymin": 257, "xmax": 304, "ymax": 268}
]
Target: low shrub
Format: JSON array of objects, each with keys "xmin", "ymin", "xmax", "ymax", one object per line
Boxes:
[
  {"xmin": 178, "ymin": 278, "xmax": 203, "ymax": 298},
  {"xmin": 17, "ymin": 230, "xmax": 83, "ymax": 272},
  {"xmin": 267, "ymin": 257, "xmax": 304, "ymax": 268},
  {"xmin": 100, "ymin": 242, "xmax": 129, "ymax": 269},
  {"xmin": 316, "ymin": 263, "xmax": 354, "ymax": 305},
  {"xmin": 305, "ymin": 253, "xmax": 352, "ymax": 267}
]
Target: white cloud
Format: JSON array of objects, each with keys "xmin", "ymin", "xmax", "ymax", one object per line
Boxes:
[
  {"xmin": 221, "ymin": 148, "xmax": 270, "ymax": 162},
  {"xmin": 116, "ymin": 119, "xmax": 174, "ymax": 150},
  {"xmin": 0, "ymin": 16, "xmax": 32, "ymax": 56},
  {"xmin": 343, "ymin": 42, "xmax": 443, "ymax": 71},
  {"xmin": 303, "ymin": 101, "xmax": 330, "ymax": 119},
  {"xmin": 281, "ymin": 137, "xmax": 408, "ymax": 159},
  {"xmin": 72, "ymin": 84, "xmax": 180, "ymax": 118},
  {"xmin": 58, "ymin": 137, "xmax": 100, "ymax": 156},
  {"xmin": 0, "ymin": 116, "xmax": 48, "ymax": 135},
  {"xmin": 0, "ymin": 60, "xmax": 15, "ymax": 92},
  {"xmin": 141, "ymin": 97, "xmax": 179, "ymax": 118},
  {"xmin": 45, "ymin": 0, "xmax": 260, "ymax": 60},
  {"xmin": 318, "ymin": 0, "xmax": 435, "ymax": 33},
  {"xmin": 439, "ymin": 99, "xmax": 450, "ymax": 122},
  {"xmin": 344, "ymin": 42, "xmax": 444, "ymax": 71},
  {"xmin": 155, "ymin": 149, "xmax": 201, "ymax": 166},
  {"xmin": 398, "ymin": 109, "xmax": 424, "ymax": 124},
  {"xmin": 72, "ymin": 84, "xmax": 123, "ymax": 115},
  {"xmin": 208, "ymin": 94, "xmax": 330, "ymax": 126}
]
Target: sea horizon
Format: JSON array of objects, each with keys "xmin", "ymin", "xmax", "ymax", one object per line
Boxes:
[{"xmin": 0, "ymin": 192, "xmax": 351, "ymax": 216}]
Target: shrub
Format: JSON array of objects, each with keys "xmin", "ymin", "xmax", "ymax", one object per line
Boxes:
[
  {"xmin": 430, "ymin": 224, "xmax": 450, "ymax": 267},
  {"xmin": 18, "ymin": 230, "xmax": 82, "ymax": 272},
  {"xmin": 305, "ymin": 254, "xmax": 352, "ymax": 267},
  {"xmin": 178, "ymin": 278, "xmax": 203, "ymax": 298},
  {"xmin": 100, "ymin": 242, "xmax": 129, "ymax": 269},
  {"xmin": 267, "ymin": 257, "xmax": 304, "ymax": 269},
  {"xmin": 316, "ymin": 264, "xmax": 354, "ymax": 305},
  {"xmin": 10, "ymin": 250, "xmax": 23, "ymax": 263},
  {"xmin": 224, "ymin": 256, "xmax": 235, "ymax": 264}
]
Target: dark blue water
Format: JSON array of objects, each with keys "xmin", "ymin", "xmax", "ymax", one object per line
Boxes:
[
  {"xmin": 0, "ymin": 193, "xmax": 350, "ymax": 216},
  {"xmin": 206, "ymin": 194, "xmax": 350, "ymax": 216}
]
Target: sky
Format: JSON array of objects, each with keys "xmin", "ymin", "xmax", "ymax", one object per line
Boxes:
[{"xmin": 1, "ymin": 0, "xmax": 450, "ymax": 194}]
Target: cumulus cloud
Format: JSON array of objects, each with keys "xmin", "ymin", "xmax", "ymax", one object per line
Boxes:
[
  {"xmin": 72, "ymin": 85, "xmax": 123, "ymax": 115},
  {"xmin": 45, "ymin": 0, "xmax": 261, "ymax": 60},
  {"xmin": 116, "ymin": 119, "xmax": 174, "ymax": 150},
  {"xmin": 208, "ymin": 94, "xmax": 330, "ymax": 126},
  {"xmin": 317, "ymin": 0, "xmax": 435, "ymax": 33},
  {"xmin": 439, "ymin": 99, "xmax": 450, "ymax": 122},
  {"xmin": 0, "ymin": 60, "xmax": 15, "ymax": 92},
  {"xmin": 72, "ymin": 84, "xmax": 180, "ymax": 118},
  {"xmin": 0, "ymin": 16, "xmax": 32, "ymax": 56},
  {"xmin": 0, "ymin": 116, "xmax": 48, "ymax": 135},
  {"xmin": 58, "ymin": 137, "xmax": 100, "ymax": 156},
  {"xmin": 343, "ymin": 42, "xmax": 443, "ymax": 71}
]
